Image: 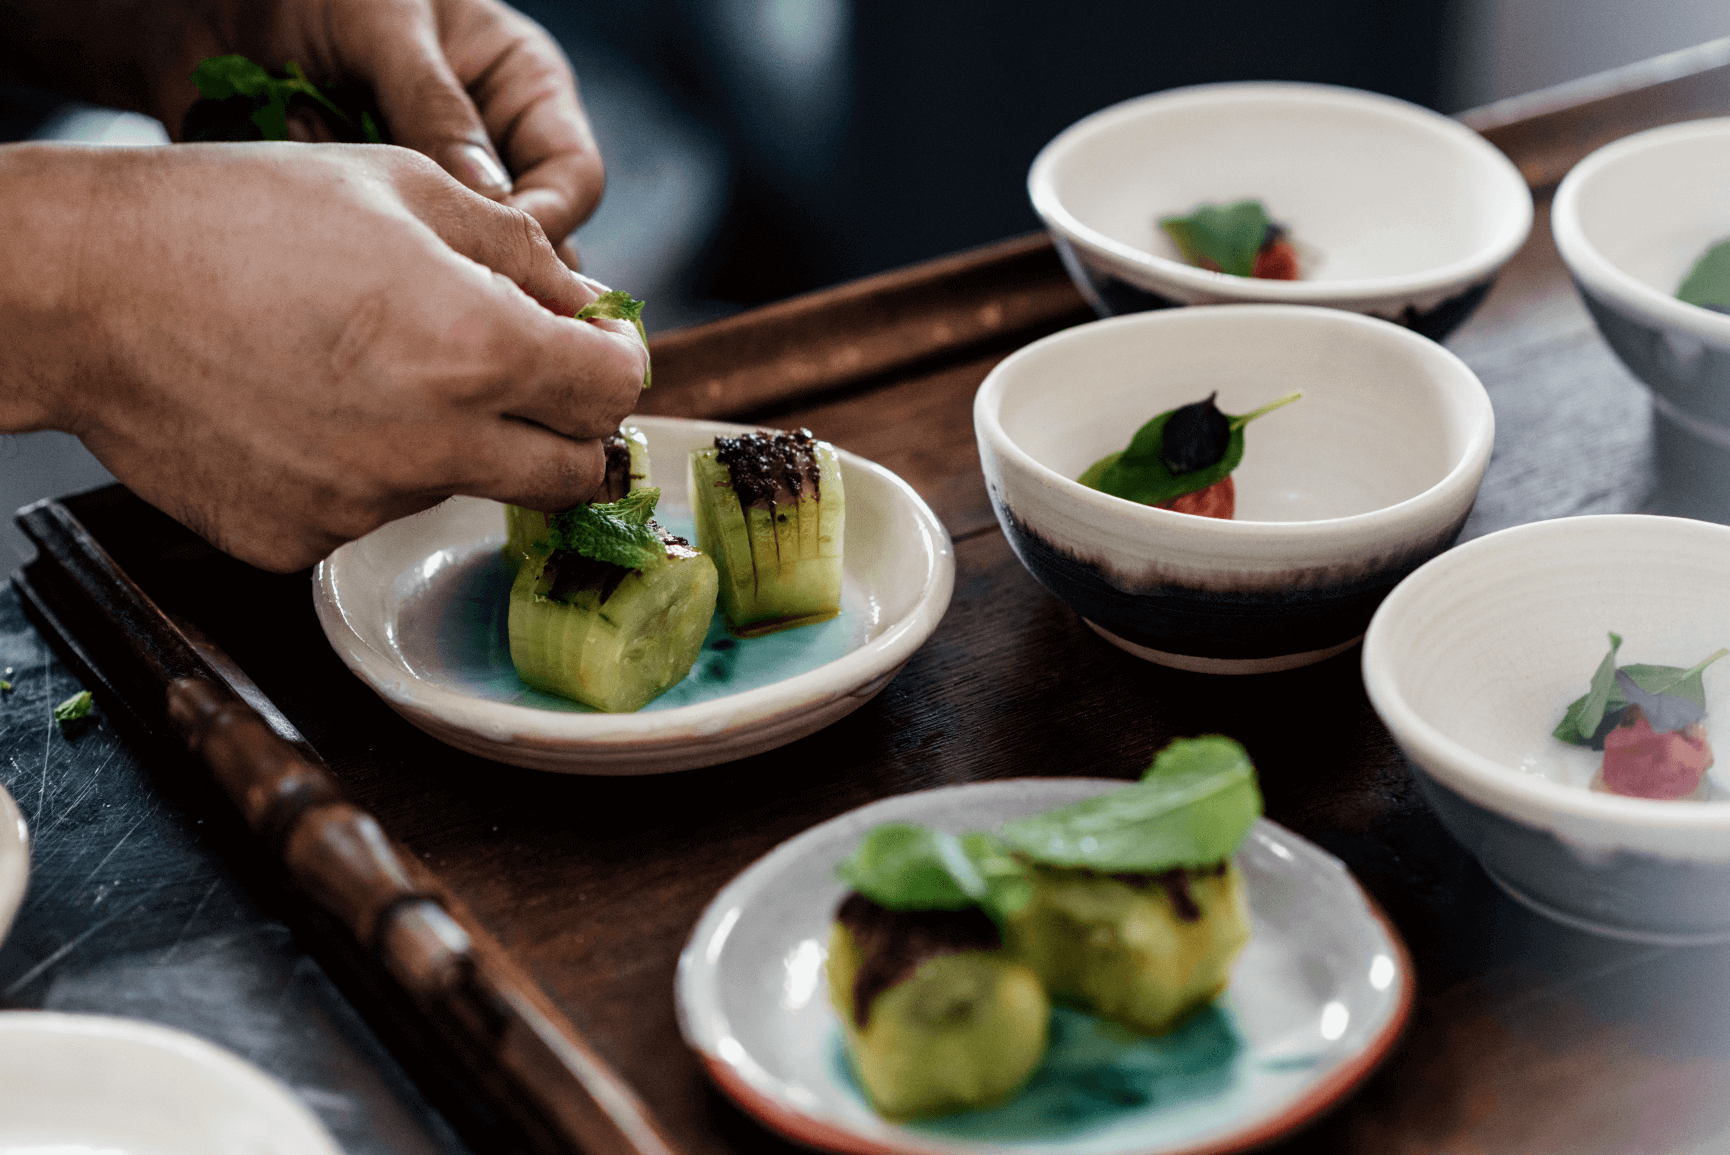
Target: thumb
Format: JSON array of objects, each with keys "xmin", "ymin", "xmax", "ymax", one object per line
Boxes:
[{"xmin": 346, "ymin": 15, "xmax": 513, "ymax": 199}]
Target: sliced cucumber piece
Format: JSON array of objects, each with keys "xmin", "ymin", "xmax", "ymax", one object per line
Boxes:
[
  {"xmin": 505, "ymin": 426, "xmax": 651, "ymax": 574},
  {"xmin": 690, "ymin": 429, "xmax": 843, "ymax": 637},
  {"xmin": 507, "ymin": 527, "xmax": 717, "ymax": 712}
]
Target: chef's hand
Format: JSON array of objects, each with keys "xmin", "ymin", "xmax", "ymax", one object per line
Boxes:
[
  {"xmin": 0, "ymin": 141, "xmax": 646, "ymax": 572},
  {"xmin": 239, "ymin": 0, "xmax": 602, "ymax": 266}
]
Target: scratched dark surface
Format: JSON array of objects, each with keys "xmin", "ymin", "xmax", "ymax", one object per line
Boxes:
[
  {"xmin": 13, "ymin": 62, "xmax": 1730, "ymax": 1155},
  {"xmin": 0, "ymin": 588, "xmax": 469, "ymax": 1155}
]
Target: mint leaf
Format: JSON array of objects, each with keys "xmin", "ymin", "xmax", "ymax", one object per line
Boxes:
[
  {"xmin": 192, "ymin": 55, "xmax": 274, "ymax": 101},
  {"xmin": 576, "ymin": 291, "xmax": 651, "ymax": 387},
  {"xmin": 1554, "ymin": 633, "xmax": 1626, "ymax": 745},
  {"xmin": 999, "ymin": 736, "xmax": 1262, "ymax": 872},
  {"xmin": 53, "ymin": 690, "xmax": 93, "ymax": 724},
  {"xmin": 1679, "ymin": 239, "xmax": 1730, "ymax": 311},
  {"xmin": 548, "ymin": 487, "xmax": 664, "ymax": 570},
  {"xmin": 1080, "ymin": 393, "xmax": 1299, "ymax": 506},
  {"xmin": 836, "ymin": 824, "xmax": 1032, "ymax": 924},
  {"xmin": 1160, "ymin": 200, "xmax": 1274, "ymax": 277}
]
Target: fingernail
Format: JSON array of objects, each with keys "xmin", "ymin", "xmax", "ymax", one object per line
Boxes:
[{"xmin": 454, "ymin": 142, "xmax": 512, "ymax": 195}]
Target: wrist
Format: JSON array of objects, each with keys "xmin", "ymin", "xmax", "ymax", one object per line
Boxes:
[{"xmin": 0, "ymin": 143, "xmax": 108, "ymax": 433}]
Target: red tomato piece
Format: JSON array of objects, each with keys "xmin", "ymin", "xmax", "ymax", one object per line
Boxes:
[
  {"xmin": 1158, "ymin": 476, "xmax": 1235, "ymax": 519},
  {"xmin": 1601, "ymin": 709, "xmax": 1714, "ymax": 799}
]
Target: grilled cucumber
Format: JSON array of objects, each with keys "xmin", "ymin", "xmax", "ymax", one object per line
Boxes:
[
  {"xmin": 505, "ymin": 425, "xmax": 650, "ymax": 574},
  {"xmin": 690, "ymin": 428, "xmax": 843, "ymax": 637}
]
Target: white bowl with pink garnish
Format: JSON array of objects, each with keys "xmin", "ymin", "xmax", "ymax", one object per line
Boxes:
[{"xmin": 1363, "ymin": 514, "xmax": 1730, "ymax": 943}]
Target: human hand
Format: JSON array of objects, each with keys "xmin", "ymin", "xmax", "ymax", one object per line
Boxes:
[
  {"xmin": 256, "ymin": 0, "xmax": 603, "ymax": 263},
  {"xmin": 0, "ymin": 141, "xmax": 645, "ymax": 572}
]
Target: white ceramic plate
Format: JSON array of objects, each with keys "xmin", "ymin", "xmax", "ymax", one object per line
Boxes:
[
  {"xmin": 313, "ymin": 415, "xmax": 954, "ymax": 774},
  {"xmin": 0, "ymin": 1011, "xmax": 342, "ymax": 1155},
  {"xmin": 677, "ymin": 778, "xmax": 1413, "ymax": 1155},
  {"xmin": 0, "ymin": 782, "xmax": 26, "ymax": 949}
]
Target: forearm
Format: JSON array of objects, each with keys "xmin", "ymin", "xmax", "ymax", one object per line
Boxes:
[
  {"xmin": 0, "ymin": 142, "xmax": 106, "ymax": 434},
  {"xmin": 0, "ymin": 0, "xmax": 269, "ymax": 128}
]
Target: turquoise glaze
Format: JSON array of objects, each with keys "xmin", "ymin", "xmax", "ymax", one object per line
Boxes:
[{"xmin": 407, "ymin": 516, "xmax": 860, "ymax": 713}]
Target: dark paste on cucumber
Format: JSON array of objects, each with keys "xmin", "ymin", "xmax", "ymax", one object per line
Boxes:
[
  {"xmin": 1107, "ymin": 861, "xmax": 1230, "ymax": 922},
  {"xmin": 541, "ymin": 525, "xmax": 696, "ymax": 605},
  {"xmin": 837, "ymin": 893, "xmax": 1002, "ymax": 1029},
  {"xmin": 714, "ymin": 429, "xmax": 822, "ymax": 510}
]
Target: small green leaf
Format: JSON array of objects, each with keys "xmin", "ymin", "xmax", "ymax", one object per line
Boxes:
[
  {"xmin": 360, "ymin": 110, "xmax": 384, "ymax": 144},
  {"xmin": 836, "ymin": 824, "xmax": 1032, "ymax": 924},
  {"xmin": 576, "ymin": 291, "xmax": 650, "ymax": 387},
  {"xmin": 1679, "ymin": 239, "xmax": 1730, "ymax": 311},
  {"xmin": 249, "ymin": 96, "xmax": 290, "ymax": 142},
  {"xmin": 1079, "ymin": 392, "xmax": 1299, "ymax": 506},
  {"xmin": 547, "ymin": 487, "xmax": 664, "ymax": 571},
  {"xmin": 1554, "ymin": 633, "xmax": 1624, "ymax": 745},
  {"xmin": 0, "ymin": 681, "xmax": 11, "ymax": 692},
  {"xmin": 53, "ymin": 690, "xmax": 93, "ymax": 724},
  {"xmin": 998, "ymin": 736, "xmax": 1262, "ymax": 872},
  {"xmin": 192, "ymin": 55, "xmax": 274, "ymax": 101},
  {"xmin": 1160, "ymin": 200, "xmax": 1274, "ymax": 277}
]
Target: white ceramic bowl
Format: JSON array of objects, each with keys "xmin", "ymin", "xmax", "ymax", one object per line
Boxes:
[
  {"xmin": 0, "ymin": 782, "xmax": 26, "ymax": 947},
  {"xmin": 975, "ymin": 305, "xmax": 1494, "ymax": 673},
  {"xmin": 0, "ymin": 1012, "xmax": 342, "ymax": 1154},
  {"xmin": 677, "ymin": 778, "xmax": 1413, "ymax": 1155},
  {"xmin": 1363, "ymin": 514, "xmax": 1730, "ymax": 943},
  {"xmin": 1030, "ymin": 81, "xmax": 1533, "ymax": 337},
  {"xmin": 1554, "ymin": 118, "xmax": 1730, "ymax": 437},
  {"xmin": 314, "ymin": 415, "xmax": 954, "ymax": 774}
]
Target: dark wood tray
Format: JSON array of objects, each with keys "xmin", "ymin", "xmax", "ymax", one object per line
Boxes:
[{"xmin": 18, "ymin": 51, "xmax": 1730, "ymax": 1155}]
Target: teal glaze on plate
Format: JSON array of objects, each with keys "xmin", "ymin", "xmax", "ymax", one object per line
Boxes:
[
  {"xmin": 831, "ymin": 1005, "xmax": 1244, "ymax": 1142},
  {"xmin": 403, "ymin": 516, "xmax": 862, "ymax": 713}
]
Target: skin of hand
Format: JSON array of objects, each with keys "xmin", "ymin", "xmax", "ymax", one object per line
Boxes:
[
  {"xmin": 0, "ymin": 141, "xmax": 647, "ymax": 572},
  {"xmin": 233, "ymin": 0, "xmax": 605, "ymax": 264}
]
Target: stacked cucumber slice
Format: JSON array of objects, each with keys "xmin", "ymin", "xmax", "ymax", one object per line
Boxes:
[
  {"xmin": 502, "ymin": 424, "xmax": 846, "ymax": 712},
  {"xmin": 690, "ymin": 428, "xmax": 845, "ymax": 637}
]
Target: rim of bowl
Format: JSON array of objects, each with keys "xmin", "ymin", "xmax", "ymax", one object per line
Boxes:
[
  {"xmin": 312, "ymin": 417, "xmax": 956, "ymax": 749},
  {"xmin": 1553, "ymin": 117, "xmax": 1730, "ymax": 345},
  {"xmin": 1363, "ymin": 513, "xmax": 1730, "ymax": 831},
  {"xmin": 974, "ymin": 304, "xmax": 1496, "ymax": 538},
  {"xmin": 1028, "ymin": 80, "xmax": 1534, "ymax": 302}
]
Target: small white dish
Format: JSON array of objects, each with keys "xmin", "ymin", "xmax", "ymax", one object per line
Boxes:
[
  {"xmin": 0, "ymin": 1011, "xmax": 342, "ymax": 1155},
  {"xmin": 0, "ymin": 782, "xmax": 26, "ymax": 947},
  {"xmin": 314, "ymin": 415, "xmax": 954, "ymax": 774},
  {"xmin": 974, "ymin": 305, "xmax": 1493, "ymax": 673},
  {"xmin": 677, "ymin": 778, "xmax": 1413, "ymax": 1155},
  {"xmin": 1553, "ymin": 118, "xmax": 1730, "ymax": 438},
  {"xmin": 1364, "ymin": 514, "xmax": 1730, "ymax": 942},
  {"xmin": 1029, "ymin": 81, "xmax": 1532, "ymax": 336}
]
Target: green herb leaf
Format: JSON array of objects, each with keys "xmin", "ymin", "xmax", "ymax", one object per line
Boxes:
[
  {"xmin": 836, "ymin": 824, "xmax": 1032, "ymax": 923},
  {"xmin": 1160, "ymin": 200, "xmax": 1274, "ymax": 277},
  {"xmin": 547, "ymin": 487, "xmax": 664, "ymax": 571},
  {"xmin": 1553, "ymin": 633, "xmax": 1624, "ymax": 745},
  {"xmin": 576, "ymin": 290, "xmax": 651, "ymax": 388},
  {"xmin": 1080, "ymin": 392, "xmax": 1300, "ymax": 506},
  {"xmin": 998, "ymin": 736, "xmax": 1262, "ymax": 872},
  {"xmin": 0, "ymin": 681, "xmax": 11, "ymax": 692},
  {"xmin": 191, "ymin": 55, "xmax": 275, "ymax": 101},
  {"xmin": 53, "ymin": 690, "xmax": 93, "ymax": 724},
  {"xmin": 1679, "ymin": 239, "xmax": 1730, "ymax": 311}
]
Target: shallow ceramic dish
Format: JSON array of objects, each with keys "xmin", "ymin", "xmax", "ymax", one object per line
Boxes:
[
  {"xmin": 1553, "ymin": 118, "xmax": 1730, "ymax": 440},
  {"xmin": 677, "ymin": 778, "xmax": 1413, "ymax": 1155},
  {"xmin": 1029, "ymin": 81, "xmax": 1532, "ymax": 337},
  {"xmin": 0, "ymin": 782, "xmax": 26, "ymax": 947},
  {"xmin": 314, "ymin": 415, "xmax": 954, "ymax": 774},
  {"xmin": 1363, "ymin": 514, "xmax": 1730, "ymax": 943},
  {"xmin": 975, "ymin": 305, "xmax": 1494, "ymax": 673},
  {"xmin": 0, "ymin": 1011, "xmax": 342, "ymax": 1155}
]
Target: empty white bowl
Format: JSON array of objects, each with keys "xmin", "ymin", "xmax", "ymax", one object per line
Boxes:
[
  {"xmin": 1029, "ymin": 81, "xmax": 1533, "ymax": 338},
  {"xmin": 1554, "ymin": 118, "xmax": 1730, "ymax": 437},
  {"xmin": 1363, "ymin": 514, "xmax": 1730, "ymax": 943},
  {"xmin": 0, "ymin": 783, "xmax": 25, "ymax": 948},
  {"xmin": 975, "ymin": 305, "xmax": 1494, "ymax": 673}
]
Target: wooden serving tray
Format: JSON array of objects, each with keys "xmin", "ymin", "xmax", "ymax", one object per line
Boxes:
[{"xmin": 17, "ymin": 49, "xmax": 1730, "ymax": 1155}]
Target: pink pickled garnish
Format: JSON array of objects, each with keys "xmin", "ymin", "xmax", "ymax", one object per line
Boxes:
[{"xmin": 1601, "ymin": 709, "xmax": 1714, "ymax": 799}]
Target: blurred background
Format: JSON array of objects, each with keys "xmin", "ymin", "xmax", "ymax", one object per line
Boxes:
[{"xmin": 3, "ymin": 0, "xmax": 1728, "ymax": 565}]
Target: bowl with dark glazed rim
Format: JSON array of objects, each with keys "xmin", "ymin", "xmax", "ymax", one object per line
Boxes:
[
  {"xmin": 1553, "ymin": 118, "xmax": 1730, "ymax": 440},
  {"xmin": 1028, "ymin": 81, "xmax": 1532, "ymax": 339},
  {"xmin": 1364, "ymin": 514, "xmax": 1730, "ymax": 944},
  {"xmin": 974, "ymin": 305, "xmax": 1494, "ymax": 674}
]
